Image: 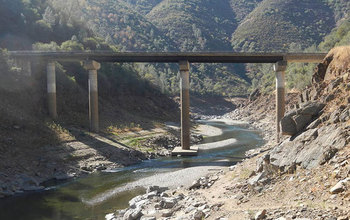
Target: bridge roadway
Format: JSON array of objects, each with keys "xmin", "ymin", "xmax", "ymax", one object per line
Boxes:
[
  {"xmin": 9, "ymin": 51, "xmax": 326, "ymax": 63},
  {"xmin": 9, "ymin": 51, "xmax": 327, "ymax": 155}
]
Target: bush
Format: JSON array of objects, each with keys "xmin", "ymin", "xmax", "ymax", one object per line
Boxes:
[{"xmin": 60, "ymin": 40, "xmax": 84, "ymax": 51}]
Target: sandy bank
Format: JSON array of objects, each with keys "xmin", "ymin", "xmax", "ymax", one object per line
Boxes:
[
  {"xmin": 196, "ymin": 138, "xmax": 238, "ymax": 150},
  {"xmin": 83, "ymin": 165, "xmax": 222, "ymax": 205}
]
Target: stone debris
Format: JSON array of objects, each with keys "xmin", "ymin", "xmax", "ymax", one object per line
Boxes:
[{"xmin": 330, "ymin": 178, "xmax": 350, "ymax": 194}]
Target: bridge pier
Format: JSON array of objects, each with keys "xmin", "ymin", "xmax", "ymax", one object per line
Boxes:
[
  {"xmin": 47, "ymin": 61, "xmax": 57, "ymax": 119},
  {"xmin": 274, "ymin": 61, "xmax": 287, "ymax": 143},
  {"xmin": 84, "ymin": 60, "xmax": 101, "ymax": 133},
  {"xmin": 172, "ymin": 61, "xmax": 198, "ymax": 156},
  {"xmin": 179, "ymin": 61, "xmax": 191, "ymax": 150}
]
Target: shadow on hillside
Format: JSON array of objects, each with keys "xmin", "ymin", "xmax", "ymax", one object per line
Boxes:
[
  {"xmin": 190, "ymin": 95, "xmax": 242, "ymax": 116},
  {"xmin": 67, "ymin": 128, "xmax": 147, "ymax": 167}
]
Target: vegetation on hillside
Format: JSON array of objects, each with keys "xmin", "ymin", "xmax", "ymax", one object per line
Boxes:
[
  {"xmin": 231, "ymin": 0, "xmax": 335, "ymax": 52},
  {"xmin": 147, "ymin": 0, "xmax": 237, "ymax": 51},
  {"xmin": 229, "ymin": 0, "xmax": 263, "ymax": 22},
  {"xmin": 1, "ymin": 0, "xmax": 349, "ymax": 97}
]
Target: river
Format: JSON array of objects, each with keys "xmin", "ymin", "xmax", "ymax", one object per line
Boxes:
[{"xmin": 0, "ymin": 120, "xmax": 264, "ymax": 220}]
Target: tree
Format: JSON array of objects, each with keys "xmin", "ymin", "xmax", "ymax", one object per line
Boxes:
[{"xmin": 43, "ymin": 6, "xmax": 56, "ymax": 25}]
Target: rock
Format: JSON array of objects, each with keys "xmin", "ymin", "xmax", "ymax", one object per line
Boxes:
[
  {"xmin": 134, "ymin": 199, "xmax": 150, "ymax": 209},
  {"xmin": 339, "ymin": 109, "xmax": 350, "ymax": 122},
  {"xmin": 123, "ymin": 208, "xmax": 142, "ymax": 220},
  {"xmin": 319, "ymin": 147, "xmax": 338, "ymax": 165},
  {"xmin": 302, "ymin": 90, "xmax": 310, "ymax": 102},
  {"xmin": 293, "ymin": 114, "xmax": 313, "ymax": 132},
  {"xmin": 325, "ymin": 94, "xmax": 335, "ymax": 102},
  {"xmin": 146, "ymin": 191, "xmax": 158, "ymax": 199},
  {"xmin": 248, "ymin": 172, "xmax": 268, "ymax": 186},
  {"xmin": 193, "ymin": 210, "xmax": 205, "ymax": 220},
  {"xmin": 209, "ymin": 175, "xmax": 219, "ymax": 182},
  {"xmin": 256, "ymin": 154, "xmax": 270, "ymax": 172},
  {"xmin": 229, "ymin": 165, "xmax": 236, "ymax": 171},
  {"xmin": 328, "ymin": 78, "xmax": 343, "ymax": 90},
  {"xmin": 129, "ymin": 195, "xmax": 144, "ymax": 208},
  {"xmin": 105, "ymin": 213, "xmax": 116, "ymax": 220},
  {"xmin": 255, "ymin": 210, "xmax": 267, "ymax": 220},
  {"xmin": 185, "ymin": 205, "xmax": 196, "ymax": 214},
  {"xmin": 162, "ymin": 210, "xmax": 174, "ymax": 217},
  {"xmin": 189, "ymin": 179, "xmax": 201, "ymax": 190},
  {"xmin": 281, "ymin": 112, "xmax": 297, "ymax": 135},
  {"xmin": 270, "ymin": 125, "xmax": 349, "ymax": 170},
  {"xmin": 140, "ymin": 217, "xmax": 156, "ymax": 220},
  {"xmin": 160, "ymin": 192, "xmax": 169, "ymax": 197},
  {"xmin": 306, "ymin": 118, "xmax": 321, "ymax": 130},
  {"xmin": 330, "ymin": 178, "xmax": 349, "ymax": 194},
  {"xmin": 161, "ymin": 197, "xmax": 177, "ymax": 209},
  {"xmin": 146, "ymin": 186, "xmax": 159, "ymax": 194},
  {"xmin": 198, "ymin": 204, "xmax": 209, "ymax": 211},
  {"xmin": 249, "ymin": 89, "xmax": 261, "ymax": 102},
  {"xmin": 281, "ymin": 102, "xmax": 325, "ymax": 136}
]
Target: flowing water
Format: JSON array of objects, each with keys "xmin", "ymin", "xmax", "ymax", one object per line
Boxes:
[{"xmin": 0, "ymin": 120, "xmax": 264, "ymax": 220}]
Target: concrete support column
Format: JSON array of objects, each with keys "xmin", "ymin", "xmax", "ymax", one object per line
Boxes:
[
  {"xmin": 179, "ymin": 60, "xmax": 191, "ymax": 150},
  {"xmin": 84, "ymin": 60, "xmax": 101, "ymax": 132},
  {"xmin": 274, "ymin": 61, "xmax": 287, "ymax": 143},
  {"xmin": 47, "ymin": 61, "xmax": 57, "ymax": 119}
]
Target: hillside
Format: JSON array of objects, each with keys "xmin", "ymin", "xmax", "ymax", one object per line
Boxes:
[
  {"xmin": 79, "ymin": 0, "xmax": 176, "ymax": 52},
  {"xmin": 31, "ymin": 0, "xmax": 350, "ymax": 97},
  {"xmin": 124, "ymin": 0, "xmax": 163, "ymax": 15},
  {"xmin": 0, "ymin": 0, "xmax": 181, "ymax": 195},
  {"xmin": 229, "ymin": 0, "xmax": 262, "ymax": 23},
  {"xmin": 231, "ymin": 0, "xmax": 335, "ymax": 52},
  {"xmin": 146, "ymin": 0, "xmax": 237, "ymax": 51}
]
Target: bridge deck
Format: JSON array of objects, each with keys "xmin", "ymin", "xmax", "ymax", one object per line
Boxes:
[{"xmin": 9, "ymin": 51, "xmax": 326, "ymax": 63}]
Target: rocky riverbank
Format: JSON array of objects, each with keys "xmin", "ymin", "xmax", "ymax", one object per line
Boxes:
[
  {"xmin": 0, "ymin": 124, "xmax": 203, "ymax": 199},
  {"xmin": 108, "ymin": 46, "xmax": 350, "ymax": 220}
]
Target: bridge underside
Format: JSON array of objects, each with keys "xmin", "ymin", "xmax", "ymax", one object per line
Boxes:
[
  {"xmin": 9, "ymin": 51, "xmax": 326, "ymax": 63},
  {"xmin": 9, "ymin": 51, "xmax": 327, "ymax": 155}
]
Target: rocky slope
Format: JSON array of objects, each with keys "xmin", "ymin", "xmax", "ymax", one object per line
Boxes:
[{"xmin": 109, "ymin": 46, "xmax": 350, "ymax": 219}]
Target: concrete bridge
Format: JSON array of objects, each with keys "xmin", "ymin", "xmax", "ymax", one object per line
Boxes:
[{"xmin": 9, "ymin": 51, "xmax": 326, "ymax": 155}]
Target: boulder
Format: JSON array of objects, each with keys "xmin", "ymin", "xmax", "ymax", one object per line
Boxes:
[
  {"xmin": 330, "ymin": 178, "xmax": 349, "ymax": 194},
  {"xmin": 281, "ymin": 102, "xmax": 325, "ymax": 136},
  {"xmin": 248, "ymin": 172, "xmax": 267, "ymax": 186},
  {"xmin": 193, "ymin": 210, "xmax": 205, "ymax": 220},
  {"xmin": 161, "ymin": 197, "xmax": 177, "ymax": 209},
  {"xmin": 123, "ymin": 208, "xmax": 142, "ymax": 220},
  {"xmin": 105, "ymin": 213, "xmax": 116, "ymax": 220},
  {"xmin": 188, "ymin": 179, "xmax": 201, "ymax": 190}
]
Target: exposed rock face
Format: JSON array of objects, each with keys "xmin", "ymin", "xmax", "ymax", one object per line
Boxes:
[
  {"xmin": 269, "ymin": 124, "xmax": 350, "ymax": 171},
  {"xmin": 312, "ymin": 46, "xmax": 350, "ymax": 83},
  {"xmin": 281, "ymin": 102, "xmax": 325, "ymax": 136},
  {"xmin": 249, "ymin": 88, "xmax": 261, "ymax": 102}
]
